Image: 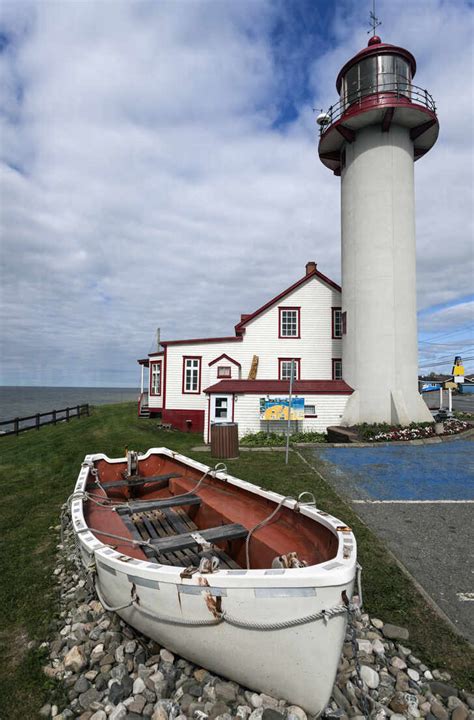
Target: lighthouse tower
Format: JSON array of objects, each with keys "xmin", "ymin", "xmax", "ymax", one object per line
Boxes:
[{"xmin": 318, "ymin": 33, "xmax": 439, "ymax": 425}]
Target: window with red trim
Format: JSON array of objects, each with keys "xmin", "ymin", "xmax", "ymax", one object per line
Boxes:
[
  {"xmin": 217, "ymin": 366, "xmax": 232, "ymax": 378},
  {"xmin": 278, "ymin": 358, "xmax": 300, "ymax": 381},
  {"xmin": 150, "ymin": 361, "xmax": 162, "ymax": 395},
  {"xmin": 182, "ymin": 356, "xmax": 201, "ymax": 394},
  {"xmin": 332, "ymin": 307, "xmax": 342, "ymax": 338},
  {"xmin": 279, "ymin": 307, "xmax": 300, "ymax": 338},
  {"xmin": 332, "ymin": 358, "xmax": 343, "ymax": 380}
]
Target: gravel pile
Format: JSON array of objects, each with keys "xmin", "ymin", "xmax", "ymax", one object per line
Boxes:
[{"xmin": 38, "ymin": 522, "xmax": 474, "ymax": 720}]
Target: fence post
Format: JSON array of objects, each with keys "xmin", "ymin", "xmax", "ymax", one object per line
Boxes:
[
  {"xmin": 77, "ymin": 404, "xmax": 80, "ymax": 419},
  {"xmin": 36, "ymin": 413, "xmax": 40, "ymax": 430},
  {"xmin": 53, "ymin": 410, "xmax": 57, "ymax": 425},
  {"xmin": 66, "ymin": 407, "xmax": 70, "ymax": 422},
  {"xmin": 14, "ymin": 418, "xmax": 19, "ymax": 436},
  {"xmin": 85, "ymin": 404, "xmax": 90, "ymax": 416}
]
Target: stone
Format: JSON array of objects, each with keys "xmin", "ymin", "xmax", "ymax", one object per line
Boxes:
[
  {"xmin": 390, "ymin": 716, "xmax": 406, "ymax": 720},
  {"xmin": 74, "ymin": 676, "xmax": 91, "ymax": 694},
  {"xmin": 90, "ymin": 712, "xmax": 107, "ymax": 720},
  {"xmin": 359, "ymin": 665, "xmax": 379, "ymax": 689},
  {"xmin": 108, "ymin": 681, "xmax": 125, "ymax": 705},
  {"xmin": 430, "ymin": 699, "xmax": 448, "ymax": 720},
  {"xmin": 124, "ymin": 640, "xmax": 137, "ymax": 654},
  {"xmin": 372, "ymin": 639, "xmax": 385, "ymax": 656},
  {"xmin": 390, "ymin": 692, "xmax": 409, "ymax": 714},
  {"xmin": 357, "ymin": 639, "xmax": 373, "ymax": 655},
  {"xmin": 451, "ymin": 706, "xmax": 469, "ymax": 720},
  {"xmin": 133, "ymin": 677, "xmax": 146, "ymax": 695},
  {"xmin": 262, "ymin": 711, "xmax": 284, "ymax": 720},
  {"xmin": 78, "ymin": 688, "xmax": 101, "ymax": 710},
  {"xmin": 109, "ymin": 708, "xmax": 127, "ymax": 720},
  {"xmin": 194, "ymin": 668, "xmax": 209, "ymax": 683},
  {"xmin": 210, "ymin": 702, "xmax": 232, "ymax": 719},
  {"xmin": 424, "ymin": 670, "xmax": 434, "ymax": 681},
  {"xmin": 160, "ymin": 648, "xmax": 175, "ymax": 664},
  {"xmin": 39, "ymin": 705, "xmax": 51, "ymax": 718},
  {"xmin": 215, "ymin": 681, "xmax": 238, "ymax": 703},
  {"xmin": 371, "ymin": 618, "xmax": 384, "ymax": 629},
  {"xmin": 391, "ymin": 657, "xmax": 407, "ymax": 670},
  {"xmin": 287, "ymin": 706, "xmax": 307, "ymax": 720},
  {"xmin": 250, "ymin": 694, "xmax": 263, "ymax": 709},
  {"xmin": 382, "ymin": 624, "xmax": 410, "ymax": 641},
  {"xmin": 430, "ymin": 682, "xmax": 459, "ymax": 699},
  {"xmin": 64, "ymin": 645, "xmax": 87, "ymax": 673},
  {"xmin": 128, "ymin": 695, "xmax": 146, "ymax": 714},
  {"xmin": 407, "ymin": 668, "xmax": 420, "ymax": 682},
  {"xmin": 259, "ymin": 694, "xmax": 279, "ymax": 709}
]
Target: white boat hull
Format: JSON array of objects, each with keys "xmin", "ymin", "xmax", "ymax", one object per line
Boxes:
[{"xmin": 72, "ymin": 449, "xmax": 358, "ymax": 716}]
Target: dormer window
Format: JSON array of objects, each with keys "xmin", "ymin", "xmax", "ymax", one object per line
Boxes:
[
  {"xmin": 217, "ymin": 366, "xmax": 231, "ymax": 378},
  {"xmin": 279, "ymin": 307, "xmax": 300, "ymax": 338}
]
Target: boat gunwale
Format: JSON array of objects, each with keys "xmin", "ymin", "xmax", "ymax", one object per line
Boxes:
[{"xmin": 72, "ymin": 448, "xmax": 357, "ymax": 589}]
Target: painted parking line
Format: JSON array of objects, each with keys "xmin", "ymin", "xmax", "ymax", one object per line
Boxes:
[
  {"xmin": 352, "ymin": 499, "xmax": 474, "ymax": 504},
  {"xmin": 457, "ymin": 593, "xmax": 474, "ymax": 602}
]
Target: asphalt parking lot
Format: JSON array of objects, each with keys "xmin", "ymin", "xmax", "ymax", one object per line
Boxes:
[{"xmin": 311, "ymin": 439, "xmax": 474, "ymax": 643}]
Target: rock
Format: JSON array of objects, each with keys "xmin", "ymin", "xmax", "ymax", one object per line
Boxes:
[
  {"xmin": 371, "ymin": 618, "xmax": 384, "ymax": 629},
  {"xmin": 160, "ymin": 648, "xmax": 175, "ymax": 664},
  {"xmin": 287, "ymin": 706, "xmax": 307, "ymax": 720},
  {"xmin": 372, "ymin": 639, "xmax": 385, "ymax": 656},
  {"xmin": 39, "ymin": 704, "xmax": 51, "ymax": 718},
  {"xmin": 78, "ymin": 688, "xmax": 101, "ymax": 710},
  {"xmin": 382, "ymin": 624, "xmax": 410, "ymax": 641},
  {"xmin": 74, "ymin": 676, "xmax": 91, "ymax": 694},
  {"xmin": 360, "ymin": 665, "xmax": 379, "ymax": 689},
  {"xmin": 250, "ymin": 694, "xmax": 263, "ymax": 709},
  {"xmin": 357, "ymin": 639, "xmax": 373, "ymax": 655},
  {"xmin": 391, "ymin": 656, "xmax": 408, "ymax": 670},
  {"xmin": 128, "ymin": 695, "xmax": 146, "ymax": 714},
  {"xmin": 390, "ymin": 716, "xmax": 406, "ymax": 720},
  {"xmin": 108, "ymin": 681, "xmax": 125, "ymax": 705},
  {"xmin": 424, "ymin": 670, "xmax": 434, "ymax": 680},
  {"xmin": 214, "ymin": 681, "xmax": 238, "ymax": 703},
  {"xmin": 259, "ymin": 694, "xmax": 279, "ymax": 709},
  {"xmin": 430, "ymin": 682, "xmax": 459, "ymax": 699},
  {"xmin": 109, "ymin": 706, "xmax": 127, "ymax": 720},
  {"xmin": 151, "ymin": 704, "xmax": 169, "ymax": 720},
  {"xmin": 407, "ymin": 668, "xmax": 420, "ymax": 682},
  {"xmin": 451, "ymin": 705, "xmax": 469, "ymax": 720},
  {"xmin": 64, "ymin": 645, "xmax": 87, "ymax": 673},
  {"xmin": 194, "ymin": 668, "xmax": 209, "ymax": 683},
  {"xmin": 124, "ymin": 640, "xmax": 137, "ymax": 653},
  {"xmin": 262, "ymin": 711, "xmax": 284, "ymax": 720},
  {"xmin": 430, "ymin": 699, "xmax": 449, "ymax": 720},
  {"xmin": 133, "ymin": 677, "xmax": 146, "ymax": 695},
  {"xmin": 211, "ymin": 702, "xmax": 233, "ymax": 719},
  {"xmin": 390, "ymin": 692, "xmax": 409, "ymax": 714},
  {"xmin": 90, "ymin": 712, "xmax": 107, "ymax": 720}
]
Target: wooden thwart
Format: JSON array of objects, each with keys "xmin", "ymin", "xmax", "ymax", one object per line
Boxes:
[
  {"xmin": 117, "ymin": 494, "xmax": 201, "ymax": 515},
  {"xmin": 104, "ymin": 472, "xmax": 182, "ymax": 490},
  {"xmin": 148, "ymin": 523, "xmax": 247, "ymax": 553}
]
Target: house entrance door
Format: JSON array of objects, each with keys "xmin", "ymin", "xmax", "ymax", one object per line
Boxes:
[{"xmin": 210, "ymin": 394, "xmax": 233, "ymax": 424}]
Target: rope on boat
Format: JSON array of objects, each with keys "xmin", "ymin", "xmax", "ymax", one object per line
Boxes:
[
  {"xmin": 93, "ymin": 578, "xmax": 351, "ymax": 631},
  {"xmin": 245, "ymin": 495, "xmax": 295, "ymax": 569}
]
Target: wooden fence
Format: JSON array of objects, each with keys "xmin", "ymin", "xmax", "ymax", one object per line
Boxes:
[{"xmin": 0, "ymin": 404, "xmax": 90, "ymax": 437}]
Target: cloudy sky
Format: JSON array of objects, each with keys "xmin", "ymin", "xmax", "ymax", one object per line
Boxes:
[{"xmin": 0, "ymin": 0, "xmax": 473, "ymax": 387}]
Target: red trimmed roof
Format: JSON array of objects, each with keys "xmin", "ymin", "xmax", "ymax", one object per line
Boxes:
[
  {"xmin": 159, "ymin": 336, "xmax": 243, "ymax": 348},
  {"xmin": 204, "ymin": 379, "xmax": 353, "ymax": 395},
  {"xmin": 234, "ymin": 268, "xmax": 341, "ymax": 335},
  {"xmin": 208, "ymin": 353, "xmax": 241, "ymax": 368}
]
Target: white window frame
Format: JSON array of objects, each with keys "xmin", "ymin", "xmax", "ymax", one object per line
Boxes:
[
  {"xmin": 150, "ymin": 361, "xmax": 161, "ymax": 395},
  {"xmin": 183, "ymin": 357, "xmax": 201, "ymax": 394}
]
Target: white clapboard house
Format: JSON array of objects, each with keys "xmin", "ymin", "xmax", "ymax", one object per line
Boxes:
[{"xmin": 137, "ymin": 262, "xmax": 353, "ymax": 441}]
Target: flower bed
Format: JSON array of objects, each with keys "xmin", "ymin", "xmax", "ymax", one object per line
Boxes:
[{"xmin": 358, "ymin": 419, "xmax": 470, "ymax": 442}]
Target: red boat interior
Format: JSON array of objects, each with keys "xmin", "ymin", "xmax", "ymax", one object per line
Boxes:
[{"xmin": 84, "ymin": 454, "xmax": 339, "ymax": 571}]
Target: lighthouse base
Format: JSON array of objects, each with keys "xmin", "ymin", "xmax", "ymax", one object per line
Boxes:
[{"xmin": 341, "ymin": 389, "xmax": 433, "ymax": 427}]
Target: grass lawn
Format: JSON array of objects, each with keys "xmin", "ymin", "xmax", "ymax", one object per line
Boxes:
[{"xmin": 1, "ymin": 402, "xmax": 472, "ymax": 718}]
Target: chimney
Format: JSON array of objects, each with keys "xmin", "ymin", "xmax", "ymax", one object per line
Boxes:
[
  {"xmin": 306, "ymin": 261, "xmax": 317, "ymax": 275},
  {"xmin": 156, "ymin": 327, "xmax": 161, "ymax": 352}
]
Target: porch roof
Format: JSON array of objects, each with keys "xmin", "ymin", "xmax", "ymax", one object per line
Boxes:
[{"xmin": 203, "ymin": 379, "xmax": 353, "ymax": 395}]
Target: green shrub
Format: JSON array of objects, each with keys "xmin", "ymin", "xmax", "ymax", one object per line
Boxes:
[{"xmin": 240, "ymin": 430, "xmax": 327, "ymax": 446}]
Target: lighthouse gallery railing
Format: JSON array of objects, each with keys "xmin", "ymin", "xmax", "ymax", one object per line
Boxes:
[{"xmin": 319, "ymin": 79, "xmax": 436, "ymax": 136}]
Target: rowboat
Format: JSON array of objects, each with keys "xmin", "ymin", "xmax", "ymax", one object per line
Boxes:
[{"xmin": 71, "ymin": 448, "xmax": 358, "ymax": 715}]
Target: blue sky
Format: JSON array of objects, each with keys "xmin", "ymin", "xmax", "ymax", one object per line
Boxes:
[{"xmin": 0, "ymin": 0, "xmax": 473, "ymax": 387}]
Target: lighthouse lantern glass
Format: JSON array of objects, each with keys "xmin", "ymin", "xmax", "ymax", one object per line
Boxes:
[{"xmin": 341, "ymin": 54, "xmax": 411, "ymax": 108}]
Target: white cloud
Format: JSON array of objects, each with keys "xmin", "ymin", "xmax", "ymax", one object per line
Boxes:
[{"xmin": 0, "ymin": 0, "xmax": 473, "ymax": 385}]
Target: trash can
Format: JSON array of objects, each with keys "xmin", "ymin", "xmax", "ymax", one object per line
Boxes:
[{"xmin": 210, "ymin": 422, "xmax": 239, "ymax": 459}]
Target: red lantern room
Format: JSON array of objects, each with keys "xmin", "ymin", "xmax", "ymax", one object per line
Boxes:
[{"xmin": 318, "ymin": 35, "xmax": 439, "ymax": 175}]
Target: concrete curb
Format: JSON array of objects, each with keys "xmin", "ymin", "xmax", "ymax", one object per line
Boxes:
[{"xmin": 192, "ymin": 426, "xmax": 474, "ymax": 453}]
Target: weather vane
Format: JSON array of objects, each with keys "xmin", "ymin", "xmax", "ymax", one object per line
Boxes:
[{"xmin": 368, "ymin": 0, "xmax": 382, "ymax": 35}]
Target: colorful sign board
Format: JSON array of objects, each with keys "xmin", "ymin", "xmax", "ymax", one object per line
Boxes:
[
  {"xmin": 452, "ymin": 356, "xmax": 465, "ymax": 383},
  {"xmin": 259, "ymin": 397, "xmax": 305, "ymax": 421}
]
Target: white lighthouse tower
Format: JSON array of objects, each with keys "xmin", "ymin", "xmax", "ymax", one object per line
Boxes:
[{"xmin": 318, "ymin": 30, "xmax": 439, "ymax": 425}]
